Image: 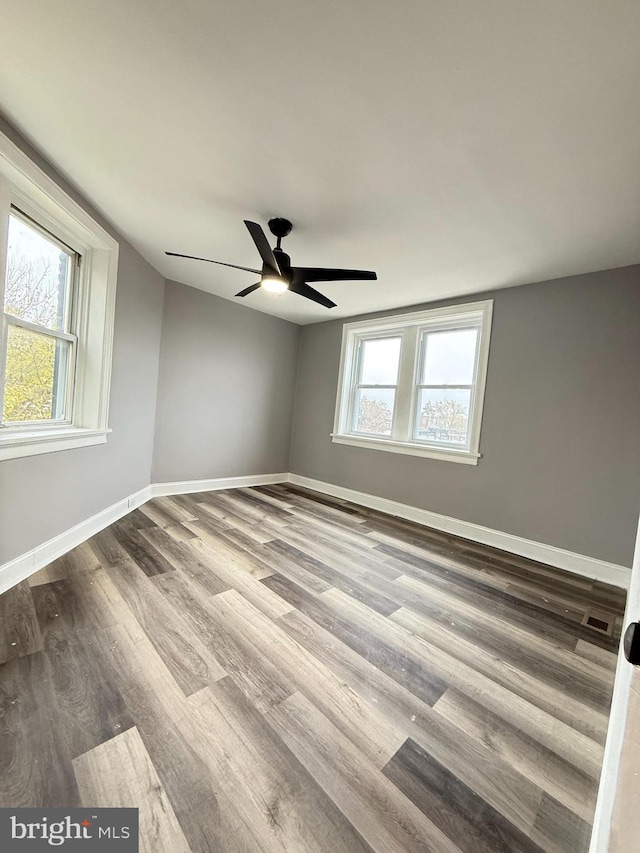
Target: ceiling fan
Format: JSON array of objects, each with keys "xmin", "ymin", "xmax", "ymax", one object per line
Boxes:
[{"xmin": 166, "ymin": 217, "xmax": 377, "ymax": 308}]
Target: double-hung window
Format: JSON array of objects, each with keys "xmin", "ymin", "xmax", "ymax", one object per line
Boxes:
[
  {"xmin": 2, "ymin": 210, "xmax": 78, "ymax": 426},
  {"xmin": 333, "ymin": 301, "xmax": 493, "ymax": 464},
  {"xmin": 0, "ymin": 129, "xmax": 118, "ymax": 460},
  {"xmin": 351, "ymin": 336, "xmax": 402, "ymax": 436}
]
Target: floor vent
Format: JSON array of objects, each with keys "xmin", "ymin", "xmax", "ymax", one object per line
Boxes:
[{"xmin": 582, "ymin": 610, "xmax": 614, "ymax": 636}]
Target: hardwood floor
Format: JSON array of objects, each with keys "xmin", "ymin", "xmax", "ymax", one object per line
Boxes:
[{"xmin": 0, "ymin": 484, "xmax": 626, "ymax": 852}]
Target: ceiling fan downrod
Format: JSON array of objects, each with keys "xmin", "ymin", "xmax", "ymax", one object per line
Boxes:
[{"xmin": 267, "ymin": 217, "xmax": 293, "ymax": 250}]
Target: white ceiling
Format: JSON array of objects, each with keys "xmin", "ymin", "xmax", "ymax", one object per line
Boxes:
[{"xmin": 1, "ymin": 1, "xmax": 640, "ymax": 325}]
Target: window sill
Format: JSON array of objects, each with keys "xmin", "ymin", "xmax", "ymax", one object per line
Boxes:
[
  {"xmin": 331, "ymin": 433, "xmax": 480, "ymax": 465},
  {"xmin": 0, "ymin": 427, "xmax": 111, "ymax": 461}
]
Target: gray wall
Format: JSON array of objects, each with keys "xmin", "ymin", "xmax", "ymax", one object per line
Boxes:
[
  {"xmin": 290, "ymin": 265, "xmax": 640, "ymax": 567},
  {"xmin": 0, "ymin": 117, "xmax": 165, "ymax": 565},
  {"xmin": 152, "ymin": 280, "xmax": 299, "ymax": 483}
]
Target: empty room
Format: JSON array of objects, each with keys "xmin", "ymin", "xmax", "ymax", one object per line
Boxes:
[{"xmin": 1, "ymin": 2, "xmax": 639, "ymax": 851}]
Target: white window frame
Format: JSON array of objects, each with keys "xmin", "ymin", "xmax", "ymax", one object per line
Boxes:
[
  {"xmin": 1, "ymin": 207, "xmax": 79, "ymax": 427},
  {"xmin": 349, "ymin": 333, "xmax": 402, "ymax": 438},
  {"xmin": 0, "ymin": 131, "xmax": 118, "ymax": 461},
  {"xmin": 332, "ymin": 300, "xmax": 493, "ymax": 465}
]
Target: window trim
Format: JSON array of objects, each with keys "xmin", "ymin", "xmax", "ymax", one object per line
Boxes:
[
  {"xmin": 332, "ymin": 300, "xmax": 493, "ymax": 465},
  {"xmin": 0, "ymin": 130, "xmax": 118, "ymax": 461}
]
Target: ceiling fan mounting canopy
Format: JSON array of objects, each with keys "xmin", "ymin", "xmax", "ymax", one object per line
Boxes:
[
  {"xmin": 165, "ymin": 217, "xmax": 377, "ymax": 309},
  {"xmin": 267, "ymin": 217, "xmax": 293, "ymax": 241}
]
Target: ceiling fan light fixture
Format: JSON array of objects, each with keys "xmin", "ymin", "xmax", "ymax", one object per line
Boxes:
[
  {"xmin": 167, "ymin": 218, "xmax": 377, "ymax": 309},
  {"xmin": 261, "ymin": 277, "xmax": 289, "ymax": 293}
]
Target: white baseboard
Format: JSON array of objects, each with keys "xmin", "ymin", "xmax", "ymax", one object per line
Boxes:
[
  {"xmin": 0, "ymin": 470, "xmax": 630, "ymax": 595},
  {"xmin": 287, "ymin": 473, "xmax": 631, "ymax": 590},
  {"xmin": 0, "ymin": 485, "xmax": 152, "ymax": 596},
  {"xmin": 151, "ymin": 472, "xmax": 288, "ymax": 498},
  {"xmin": 0, "ymin": 474, "xmax": 288, "ymax": 594}
]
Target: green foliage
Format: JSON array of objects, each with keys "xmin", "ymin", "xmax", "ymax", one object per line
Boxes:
[
  {"xmin": 2, "ymin": 231, "xmax": 64, "ymax": 423},
  {"xmin": 3, "ymin": 324, "xmax": 56, "ymax": 422}
]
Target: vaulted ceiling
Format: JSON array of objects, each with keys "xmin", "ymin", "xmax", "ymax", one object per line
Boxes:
[{"xmin": 2, "ymin": 1, "xmax": 640, "ymax": 324}]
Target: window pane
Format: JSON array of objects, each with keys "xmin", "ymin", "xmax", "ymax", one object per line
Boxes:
[
  {"xmin": 415, "ymin": 388, "xmax": 471, "ymax": 446},
  {"xmin": 354, "ymin": 388, "xmax": 395, "ymax": 435},
  {"xmin": 4, "ymin": 213, "xmax": 73, "ymax": 331},
  {"xmin": 422, "ymin": 329, "xmax": 478, "ymax": 385},
  {"xmin": 359, "ymin": 337, "xmax": 401, "ymax": 384},
  {"xmin": 2, "ymin": 325, "xmax": 70, "ymax": 422}
]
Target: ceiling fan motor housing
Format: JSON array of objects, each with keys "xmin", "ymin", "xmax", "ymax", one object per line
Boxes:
[{"xmin": 272, "ymin": 248, "xmax": 292, "ymax": 279}]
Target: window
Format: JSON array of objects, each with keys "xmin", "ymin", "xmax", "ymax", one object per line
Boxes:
[
  {"xmin": 333, "ymin": 301, "xmax": 493, "ymax": 464},
  {"xmin": 0, "ymin": 130, "xmax": 118, "ymax": 460},
  {"xmin": 2, "ymin": 210, "xmax": 78, "ymax": 426},
  {"xmin": 352, "ymin": 336, "xmax": 401, "ymax": 436}
]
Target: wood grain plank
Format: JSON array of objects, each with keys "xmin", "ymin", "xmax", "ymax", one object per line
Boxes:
[
  {"xmin": 153, "ymin": 495, "xmax": 201, "ymax": 524},
  {"xmin": 278, "ymin": 487, "xmax": 366, "ymax": 524},
  {"xmin": 433, "ymin": 688, "xmax": 598, "ymax": 822},
  {"xmin": 372, "ymin": 532, "xmax": 602, "ymax": 620},
  {"xmin": 378, "ymin": 545, "xmax": 619, "ymax": 652},
  {"xmin": 65, "ymin": 540, "xmax": 109, "ymax": 575},
  {"xmin": 188, "ymin": 678, "xmax": 373, "ymax": 853},
  {"xmin": 149, "ymin": 570, "xmax": 296, "ymax": 714},
  {"xmin": 0, "ymin": 652, "xmax": 80, "ymax": 807},
  {"xmin": 90, "ymin": 621, "xmax": 255, "ymax": 852},
  {"xmin": 32, "ymin": 581, "xmax": 135, "ymax": 755},
  {"xmin": 47, "ymin": 563, "xmax": 130, "ymax": 632},
  {"xmin": 0, "ymin": 580, "xmax": 43, "ymax": 664},
  {"xmin": 262, "ymin": 572, "xmax": 448, "ymax": 707},
  {"xmin": 137, "ymin": 500, "xmax": 197, "ymax": 529},
  {"xmin": 73, "ymin": 726, "xmax": 191, "ymax": 853},
  {"xmin": 390, "ymin": 573, "xmax": 614, "ymax": 705},
  {"xmin": 196, "ymin": 496, "xmax": 278, "ymax": 544},
  {"xmin": 208, "ymin": 589, "xmax": 405, "ymax": 768},
  {"xmin": 183, "ymin": 536, "xmax": 294, "ymax": 619},
  {"xmin": 28, "ymin": 561, "xmax": 69, "ymax": 587},
  {"xmin": 531, "ymin": 793, "xmax": 592, "ymax": 853},
  {"xmin": 110, "ymin": 516, "xmax": 176, "ymax": 577},
  {"xmin": 383, "ymin": 738, "xmax": 545, "ymax": 852},
  {"xmin": 138, "ymin": 525, "xmax": 230, "ymax": 597},
  {"xmin": 361, "ymin": 514, "xmax": 594, "ymax": 601},
  {"xmin": 184, "ymin": 517, "xmax": 276, "ymax": 579},
  {"xmin": 317, "ymin": 588, "xmax": 604, "ymax": 779},
  {"xmin": 256, "ymin": 540, "xmax": 335, "ymax": 595},
  {"xmin": 281, "ymin": 504, "xmax": 382, "ymax": 553},
  {"xmin": 390, "ymin": 606, "xmax": 609, "ymax": 742},
  {"xmin": 575, "ymin": 639, "xmax": 618, "ymax": 672},
  {"xmin": 89, "ymin": 533, "xmax": 228, "ymax": 695},
  {"xmin": 267, "ymin": 691, "xmax": 462, "ymax": 853},
  {"xmin": 224, "ymin": 488, "xmax": 296, "ymax": 524},
  {"xmin": 278, "ymin": 610, "xmax": 545, "ymax": 834},
  {"xmin": 272, "ymin": 520, "xmax": 390, "ymax": 574},
  {"xmin": 264, "ymin": 539, "xmax": 400, "ymax": 615}
]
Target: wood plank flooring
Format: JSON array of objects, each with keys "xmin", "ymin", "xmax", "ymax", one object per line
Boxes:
[{"xmin": 0, "ymin": 484, "xmax": 626, "ymax": 852}]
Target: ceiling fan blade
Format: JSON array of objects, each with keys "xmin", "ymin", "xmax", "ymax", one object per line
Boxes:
[
  {"xmin": 290, "ymin": 280, "xmax": 337, "ymax": 309},
  {"xmin": 235, "ymin": 282, "xmax": 262, "ymax": 298},
  {"xmin": 165, "ymin": 252, "xmax": 260, "ymax": 274},
  {"xmin": 244, "ymin": 220, "xmax": 281, "ymax": 276},
  {"xmin": 292, "ymin": 267, "xmax": 377, "ymax": 283}
]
